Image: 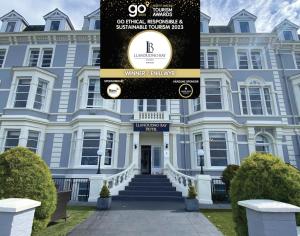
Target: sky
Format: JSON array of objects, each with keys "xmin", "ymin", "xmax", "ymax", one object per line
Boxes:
[{"xmin": 0, "ymin": 0, "xmax": 300, "ymax": 32}]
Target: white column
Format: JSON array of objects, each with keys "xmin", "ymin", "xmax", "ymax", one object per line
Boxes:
[
  {"xmin": 163, "ymin": 132, "xmax": 170, "ymax": 168},
  {"xmin": 248, "ymin": 127, "xmax": 256, "ymax": 154},
  {"xmin": 195, "ymin": 175, "xmax": 213, "ymax": 204},
  {"xmin": 19, "ymin": 128, "xmax": 28, "ymax": 147},
  {"xmin": 227, "ymin": 132, "xmax": 236, "ymax": 165},
  {"xmin": 172, "ymin": 133, "xmax": 178, "ymax": 168},
  {"xmin": 132, "ymin": 132, "xmax": 140, "ymax": 172},
  {"xmin": 100, "ymin": 128, "xmax": 107, "ymax": 167},
  {"xmin": 88, "ymin": 175, "xmax": 106, "ymax": 202},
  {"xmin": 124, "ymin": 133, "xmax": 131, "ymax": 167},
  {"xmin": 275, "ymin": 128, "xmax": 284, "ymax": 160}
]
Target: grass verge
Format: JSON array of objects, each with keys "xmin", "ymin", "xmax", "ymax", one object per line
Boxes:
[
  {"xmin": 34, "ymin": 206, "xmax": 96, "ymax": 236},
  {"xmin": 202, "ymin": 209, "xmax": 236, "ymax": 236}
]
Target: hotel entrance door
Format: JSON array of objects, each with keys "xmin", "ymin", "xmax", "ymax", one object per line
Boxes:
[{"xmin": 141, "ymin": 145, "xmax": 151, "ymax": 174}]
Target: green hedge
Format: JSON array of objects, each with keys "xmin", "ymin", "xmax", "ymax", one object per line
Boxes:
[
  {"xmin": 230, "ymin": 153, "xmax": 300, "ymax": 236},
  {"xmin": 221, "ymin": 164, "xmax": 240, "ymax": 191},
  {"xmin": 0, "ymin": 147, "xmax": 57, "ymax": 232}
]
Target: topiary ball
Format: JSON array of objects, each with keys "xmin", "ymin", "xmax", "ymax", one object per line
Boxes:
[
  {"xmin": 0, "ymin": 147, "xmax": 57, "ymax": 233},
  {"xmin": 230, "ymin": 152, "xmax": 300, "ymax": 236},
  {"xmin": 221, "ymin": 164, "xmax": 240, "ymax": 191}
]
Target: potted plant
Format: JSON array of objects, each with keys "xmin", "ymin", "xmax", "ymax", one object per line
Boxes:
[
  {"xmin": 185, "ymin": 184, "xmax": 199, "ymax": 211},
  {"xmin": 97, "ymin": 181, "xmax": 111, "ymax": 210}
]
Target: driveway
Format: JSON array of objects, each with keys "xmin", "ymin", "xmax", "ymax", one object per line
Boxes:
[{"xmin": 68, "ymin": 201, "xmax": 223, "ymax": 236}]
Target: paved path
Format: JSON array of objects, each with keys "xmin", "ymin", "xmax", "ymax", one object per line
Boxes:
[{"xmin": 68, "ymin": 201, "xmax": 223, "ymax": 236}]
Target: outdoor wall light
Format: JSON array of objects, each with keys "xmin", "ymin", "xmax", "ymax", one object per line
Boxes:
[
  {"xmin": 134, "ymin": 144, "xmax": 137, "ymax": 149},
  {"xmin": 165, "ymin": 143, "xmax": 169, "ymax": 149}
]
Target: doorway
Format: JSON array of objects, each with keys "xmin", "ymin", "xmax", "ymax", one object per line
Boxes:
[{"xmin": 141, "ymin": 145, "xmax": 151, "ymax": 174}]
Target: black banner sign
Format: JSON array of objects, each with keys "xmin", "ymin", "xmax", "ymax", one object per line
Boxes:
[{"xmin": 134, "ymin": 123, "xmax": 170, "ymax": 132}]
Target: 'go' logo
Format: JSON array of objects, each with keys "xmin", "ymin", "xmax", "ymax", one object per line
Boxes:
[{"xmin": 128, "ymin": 4, "xmax": 147, "ymax": 17}]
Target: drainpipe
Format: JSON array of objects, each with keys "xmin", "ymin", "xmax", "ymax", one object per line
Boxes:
[
  {"xmin": 277, "ymin": 50, "xmax": 300, "ymax": 165},
  {"xmin": 182, "ymin": 99, "xmax": 187, "ymax": 172}
]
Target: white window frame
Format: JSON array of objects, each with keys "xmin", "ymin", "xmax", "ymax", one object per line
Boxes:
[
  {"xmin": 23, "ymin": 45, "xmax": 55, "ymax": 68},
  {"xmin": 238, "ymin": 78, "xmax": 277, "ymax": 116},
  {"xmin": 0, "ymin": 46, "xmax": 9, "ymax": 68},
  {"xmin": 135, "ymin": 99, "xmax": 170, "ymax": 112},
  {"xmin": 235, "ymin": 47, "xmax": 267, "ymax": 70},
  {"xmin": 88, "ymin": 45, "xmax": 100, "ymax": 66},
  {"xmin": 293, "ymin": 52, "xmax": 300, "ymax": 69},
  {"xmin": 7, "ymin": 68, "xmax": 56, "ymax": 113},
  {"xmin": 199, "ymin": 47, "xmax": 223, "ymax": 69}
]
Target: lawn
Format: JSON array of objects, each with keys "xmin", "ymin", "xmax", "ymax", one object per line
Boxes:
[
  {"xmin": 34, "ymin": 206, "xmax": 96, "ymax": 236},
  {"xmin": 202, "ymin": 209, "xmax": 236, "ymax": 236}
]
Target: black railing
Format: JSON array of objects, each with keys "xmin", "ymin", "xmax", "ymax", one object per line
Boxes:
[
  {"xmin": 211, "ymin": 178, "xmax": 229, "ymax": 203},
  {"xmin": 52, "ymin": 178, "xmax": 90, "ymax": 202}
]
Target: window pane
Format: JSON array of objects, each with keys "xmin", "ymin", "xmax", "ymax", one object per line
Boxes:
[
  {"xmin": 147, "ymin": 99, "xmax": 157, "ymax": 111},
  {"xmin": 251, "ymin": 51, "xmax": 263, "ymax": 69},
  {"xmin": 50, "ymin": 21, "xmax": 60, "ymax": 31},
  {"xmin": 138, "ymin": 99, "xmax": 143, "ymax": 111},
  {"xmin": 28, "ymin": 49, "xmax": 40, "ymax": 67},
  {"xmin": 207, "ymin": 51, "xmax": 218, "ymax": 69},
  {"xmin": 240, "ymin": 87, "xmax": 248, "ymax": 114},
  {"xmin": 6, "ymin": 22, "xmax": 16, "ymax": 32},
  {"xmin": 295, "ymin": 53, "xmax": 300, "ymax": 69},
  {"xmin": 249, "ymin": 87, "xmax": 263, "ymax": 115},
  {"xmin": 160, "ymin": 99, "xmax": 167, "ymax": 111},
  {"xmin": 104, "ymin": 132, "xmax": 114, "ymax": 166},
  {"xmin": 0, "ymin": 49, "xmax": 6, "ymax": 68},
  {"xmin": 94, "ymin": 20, "xmax": 100, "ymax": 30},
  {"xmin": 238, "ymin": 51, "xmax": 248, "ymax": 69},
  {"xmin": 27, "ymin": 131, "xmax": 39, "ymax": 153},
  {"xmin": 87, "ymin": 78, "xmax": 102, "ymax": 108},
  {"xmin": 209, "ymin": 132, "xmax": 228, "ymax": 166},
  {"xmin": 283, "ymin": 31, "xmax": 293, "ymax": 41},
  {"xmin": 5, "ymin": 130, "xmax": 20, "ymax": 151},
  {"xmin": 194, "ymin": 98, "xmax": 201, "ymax": 111},
  {"xmin": 195, "ymin": 133, "xmax": 203, "ymax": 166},
  {"xmin": 205, "ymin": 81, "xmax": 222, "ymax": 110},
  {"xmin": 41, "ymin": 49, "xmax": 53, "ymax": 67},
  {"xmin": 34, "ymin": 79, "xmax": 48, "ymax": 110},
  {"xmin": 14, "ymin": 79, "xmax": 31, "ymax": 108},
  {"xmin": 240, "ymin": 22, "xmax": 250, "ymax": 33},
  {"xmin": 81, "ymin": 131, "xmax": 100, "ymax": 165},
  {"xmin": 92, "ymin": 48, "xmax": 100, "ymax": 66},
  {"xmin": 263, "ymin": 88, "xmax": 272, "ymax": 115},
  {"xmin": 200, "ymin": 51, "xmax": 205, "ymax": 69},
  {"xmin": 255, "ymin": 135, "xmax": 271, "ymax": 153}
]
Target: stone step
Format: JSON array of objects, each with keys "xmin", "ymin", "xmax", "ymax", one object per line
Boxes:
[
  {"xmin": 131, "ymin": 178, "xmax": 170, "ymax": 183},
  {"xmin": 134, "ymin": 175, "xmax": 167, "ymax": 179},
  {"xmin": 119, "ymin": 190, "xmax": 182, "ymax": 197},
  {"xmin": 112, "ymin": 195, "xmax": 184, "ymax": 202},
  {"xmin": 125, "ymin": 186, "xmax": 176, "ymax": 191},
  {"xmin": 128, "ymin": 182, "xmax": 173, "ymax": 187}
]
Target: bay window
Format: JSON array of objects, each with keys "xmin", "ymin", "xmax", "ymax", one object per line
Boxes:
[{"xmin": 137, "ymin": 99, "xmax": 168, "ymax": 112}]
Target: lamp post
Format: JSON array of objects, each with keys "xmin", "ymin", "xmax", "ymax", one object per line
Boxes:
[
  {"xmin": 197, "ymin": 149, "xmax": 205, "ymax": 175},
  {"xmin": 97, "ymin": 149, "xmax": 103, "ymax": 174}
]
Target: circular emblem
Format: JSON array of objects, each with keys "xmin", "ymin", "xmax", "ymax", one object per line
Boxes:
[
  {"xmin": 107, "ymin": 84, "xmax": 121, "ymax": 98},
  {"xmin": 128, "ymin": 30, "xmax": 172, "ymax": 69},
  {"xmin": 179, "ymin": 84, "xmax": 194, "ymax": 98}
]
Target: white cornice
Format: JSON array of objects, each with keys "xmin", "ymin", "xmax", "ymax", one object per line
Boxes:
[{"xmin": 12, "ymin": 66, "xmax": 57, "ymax": 79}]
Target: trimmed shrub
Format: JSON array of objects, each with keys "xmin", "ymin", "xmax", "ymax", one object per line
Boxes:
[
  {"xmin": 187, "ymin": 184, "xmax": 197, "ymax": 199},
  {"xmin": 100, "ymin": 181, "xmax": 110, "ymax": 198},
  {"xmin": 221, "ymin": 164, "xmax": 240, "ymax": 191},
  {"xmin": 230, "ymin": 153, "xmax": 300, "ymax": 236},
  {"xmin": 0, "ymin": 147, "xmax": 57, "ymax": 232}
]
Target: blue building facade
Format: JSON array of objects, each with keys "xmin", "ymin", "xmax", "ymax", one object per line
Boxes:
[{"xmin": 0, "ymin": 8, "xmax": 299, "ymax": 179}]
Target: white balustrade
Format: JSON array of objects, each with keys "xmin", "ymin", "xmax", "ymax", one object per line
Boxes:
[
  {"xmin": 165, "ymin": 161, "xmax": 213, "ymax": 204},
  {"xmin": 105, "ymin": 162, "xmax": 137, "ymax": 196},
  {"xmin": 134, "ymin": 111, "xmax": 168, "ymax": 121},
  {"xmin": 165, "ymin": 161, "xmax": 196, "ymax": 197}
]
